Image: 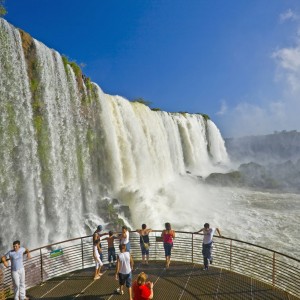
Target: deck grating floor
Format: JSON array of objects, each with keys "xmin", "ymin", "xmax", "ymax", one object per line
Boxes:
[{"xmin": 7, "ymin": 260, "xmax": 298, "ymax": 300}]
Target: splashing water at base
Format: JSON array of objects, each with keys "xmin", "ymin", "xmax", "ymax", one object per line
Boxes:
[{"xmin": 118, "ymin": 176, "xmax": 300, "ymax": 259}]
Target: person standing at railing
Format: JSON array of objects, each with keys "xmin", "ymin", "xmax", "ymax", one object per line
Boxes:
[
  {"xmin": 197, "ymin": 223, "xmax": 222, "ymax": 270},
  {"xmin": 115, "ymin": 244, "xmax": 134, "ymax": 299},
  {"xmin": 118, "ymin": 225, "xmax": 130, "ymax": 252},
  {"xmin": 102, "ymin": 230, "xmax": 118, "ymax": 269},
  {"xmin": 136, "ymin": 224, "xmax": 152, "ymax": 265},
  {"xmin": 93, "ymin": 239, "xmax": 103, "ymax": 280},
  {"xmin": 93, "ymin": 225, "xmax": 109, "ymax": 262},
  {"xmin": 161, "ymin": 222, "xmax": 175, "ymax": 269},
  {"xmin": 1, "ymin": 240, "xmax": 31, "ymax": 300}
]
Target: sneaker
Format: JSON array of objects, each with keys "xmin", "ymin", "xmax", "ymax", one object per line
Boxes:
[
  {"xmin": 203, "ymin": 267, "xmax": 208, "ymax": 271},
  {"xmin": 116, "ymin": 288, "xmax": 124, "ymax": 295},
  {"xmin": 94, "ymin": 275, "xmax": 100, "ymax": 280}
]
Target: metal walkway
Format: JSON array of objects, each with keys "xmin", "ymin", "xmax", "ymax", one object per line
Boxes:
[{"xmin": 18, "ymin": 261, "xmax": 298, "ymax": 300}]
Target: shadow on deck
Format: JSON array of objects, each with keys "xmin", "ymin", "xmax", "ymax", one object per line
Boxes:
[{"xmin": 14, "ymin": 261, "xmax": 298, "ymax": 300}]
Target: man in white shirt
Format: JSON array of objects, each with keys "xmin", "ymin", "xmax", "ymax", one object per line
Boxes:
[
  {"xmin": 115, "ymin": 244, "xmax": 134, "ymax": 299},
  {"xmin": 1, "ymin": 240, "xmax": 31, "ymax": 300},
  {"xmin": 198, "ymin": 223, "xmax": 221, "ymax": 270}
]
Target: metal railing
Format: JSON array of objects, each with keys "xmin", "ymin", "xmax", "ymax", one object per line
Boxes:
[{"xmin": 0, "ymin": 231, "xmax": 299, "ymax": 299}]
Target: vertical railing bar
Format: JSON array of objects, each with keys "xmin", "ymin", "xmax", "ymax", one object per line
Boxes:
[
  {"xmin": 230, "ymin": 240, "xmax": 232, "ymax": 271},
  {"xmin": 40, "ymin": 248, "xmax": 43, "ymax": 284},
  {"xmin": 272, "ymin": 252, "xmax": 276, "ymax": 287},
  {"xmin": 81, "ymin": 237, "xmax": 84, "ymax": 270},
  {"xmin": 192, "ymin": 233, "xmax": 194, "ymax": 264}
]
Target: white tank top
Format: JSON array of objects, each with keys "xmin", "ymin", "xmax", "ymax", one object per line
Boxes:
[
  {"xmin": 121, "ymin": 231, "xmax": 129, "ymax": 244},
  {"xmin": 118, "ymin": 252, "xmax": 131, "ymax": 274},
  {"xmin": 203, "ymin": 228, "xmax": 216, "ymax": 244}
]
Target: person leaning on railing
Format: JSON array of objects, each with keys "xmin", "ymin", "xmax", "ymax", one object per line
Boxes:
[
  {"xmin": 161, "ymin": 222, "xmax": 175, "ymax": 269},
  {"xmin": 197, "ymin": 223, "xmax": 222, "ymax": 270},
  {"xmin": 93, "ymin": 224, "xmax": 109, "ymax": 262},
  {"xmin": 118, "ymin": 225, "xmax": 131, "ymax": 252},
  {"xmin": 1, "ymin": 240, "xmax": 31, "ymax": 300},
  {"xmin": 136, "ymin": 224, "xmax": 152, "ymax": 265}
]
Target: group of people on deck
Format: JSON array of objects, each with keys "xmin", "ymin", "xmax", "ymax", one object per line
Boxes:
[
  {"xmin": 1, "ymin": 222, "xmax": 221, "ymax": 300},
  {"xmin": 92, "ymin": 221, "xmax": 221, "ymax": 300}
]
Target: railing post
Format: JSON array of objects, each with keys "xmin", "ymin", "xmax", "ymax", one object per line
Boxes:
[
  {"xmin": 229, "ymin": 240, "xmax": 232, "ymax": 271},
  {"xmin": 81, "ymin": 237, "xmax": 84, "ymax": 269},
  {"xmin": 192, "ymin": 233, "xmax": 194, "ymax": 263},
  {"xmin": 272, "ymin": 252, "xmax": 276, "ymax": 287},
  {"xmin": 40, "ymin": 248, "xmax": 43, "ymax": 284}
]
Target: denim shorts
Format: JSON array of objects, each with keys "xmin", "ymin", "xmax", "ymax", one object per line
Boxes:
[
  {"xmin": 163, "ymin": 242, "xmax": 173, "ymax": 257},
  {"xmin": 118, "ymin": 272, "xmax": 132, "ymax": 287},
  {"xmin": 140, "ymin": 243, "xmax": 149, "ymax": 255}
]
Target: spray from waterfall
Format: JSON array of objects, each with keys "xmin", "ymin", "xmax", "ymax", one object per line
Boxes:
[{"xmin": 0, "ymin": 18, "xmax": 229, "ymax": 252}]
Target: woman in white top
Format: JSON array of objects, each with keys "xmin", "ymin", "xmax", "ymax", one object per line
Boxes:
[{"xmin": 119, "ymin": 225, "xmax": 130, "ymax": 252}]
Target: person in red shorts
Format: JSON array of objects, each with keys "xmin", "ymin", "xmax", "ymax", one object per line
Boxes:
[{"xmin": 132, "ymin": 272, "xmax": 153, "ymax": 300}]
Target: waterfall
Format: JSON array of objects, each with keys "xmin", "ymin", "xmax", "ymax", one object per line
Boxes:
[{"xmin": 0, "ymin": 18, "xmax": 229, "ymax": 251}]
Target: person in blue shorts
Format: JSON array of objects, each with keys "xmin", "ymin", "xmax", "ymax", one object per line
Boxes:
[
  {"xmin": 115, "ymin": 244, "xmax": 134, "ymax": 298},
  {"xmin": 136, "ymin": 224, "xmax": 152, "ymax": 265}
]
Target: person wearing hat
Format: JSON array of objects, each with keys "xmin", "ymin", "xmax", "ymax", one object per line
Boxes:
[{"xmin": 93, "ymin": 225, "xmax": 108, "ymax": 262}]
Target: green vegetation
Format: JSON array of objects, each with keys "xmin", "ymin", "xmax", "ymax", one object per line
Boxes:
[
  {"xmin": 0, "ymin": 0, "xmax": 7, "ymax": 16},
  {"xmin": 69, "ymin": 61, "xmax": 82, "ymax": 78},
  {"xmin": 62, "ymin": 55, "xmax": 94, "ymax": 104},
  {"xmin": 62, "ymin": 55, "xmax": 82, "ymax": 78},
  {"xmin": 76, "ymin": 145, "xmax": 85, "ymax": 180},
  {"xmin": 131, "ymin": 97, "xmax": 152, "ymax": 107},
  {"xmin": 200, "ymin": 113, "xmax": 210, "ymax": 121},
  {"xmin": 151, "ymin": 108, "xmax": 161, "ymax": 111},
  {"xmin": 19, "ymin": 29, "xmax": 53, "ymax": 189}
]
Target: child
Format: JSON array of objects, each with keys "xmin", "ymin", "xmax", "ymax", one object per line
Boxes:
[
  {"xmin": 103, "ymin": 230, "xmax": 118, "ymax": 268},
  {"xmin": 93, "ymin": 239, "xmax": 103, "ymax": 279}
]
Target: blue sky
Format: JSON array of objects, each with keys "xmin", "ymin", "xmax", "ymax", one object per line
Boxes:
[{"xmin": 3, "ymin": 0, "xmax": 300, "ymax": 137}]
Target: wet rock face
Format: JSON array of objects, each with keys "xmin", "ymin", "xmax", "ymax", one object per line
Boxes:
[
  {"xmin": 96, "ymin": 197, "xmax": 131, "ymax": 232},
  {"xmin": 119, "ymin": 205, "xmax": 131, "ymax": 220}
]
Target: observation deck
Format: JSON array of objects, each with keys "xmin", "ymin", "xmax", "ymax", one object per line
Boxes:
[{"xmin": 1, "ymin": 231, "xmax": 299, "ymax": 299}]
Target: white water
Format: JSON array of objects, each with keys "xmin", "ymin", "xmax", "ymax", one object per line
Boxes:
[{"xmin": 0, "ymin": 18, "xmax": 299, "ymax": 259}]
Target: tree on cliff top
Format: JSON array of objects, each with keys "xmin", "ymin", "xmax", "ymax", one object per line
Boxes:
[{"xmin": 0, "ymin": 0, "xmax": 7, "ymax": 16}]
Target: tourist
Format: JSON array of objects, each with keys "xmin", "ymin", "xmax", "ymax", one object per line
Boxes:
[
  {"xmin": 161, "ymin": 222, "xmax": 175, "ymax": 268},
  {"xmin": 102, "ymin": 230, "xmax": 118, "ymax": 268},
  {"xmin": 197, "ymin": 223, "xmax": 222, "ymax": 270},
  {"xmin": 118, "ymin": 225, "xmax": 130, "ymax": 252},
  {"xmin": 115, "ymin": 244, "xmax": 134, "ymax": 299},
  {"xmin": 93, "ymin": 239, "xmax": 103, "ymax": 279},
  {"xmin": 132, "ymin": 272, "xmax": 154, "ymax": 300},
  {"xmin": 1, "ymin": 240, "xmax": 31, "ymax": 300},
  {"xmin": 136, "ymin": 224, "xmax": 152, "ymax": 264},
  {"xmin": 93, "ymin": 224, "xmax": 108, "ymax": 261}
]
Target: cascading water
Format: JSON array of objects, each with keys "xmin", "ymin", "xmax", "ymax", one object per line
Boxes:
[
  {"xmin": 1, "ymin": 18, "xmax": 300, "ymax": 259},
  {"xmin": 0, "ymin": 18, "xmax": 229, "ymax": 252}
]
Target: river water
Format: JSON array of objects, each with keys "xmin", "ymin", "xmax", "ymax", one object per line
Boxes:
[{"xmin": 129, "ymin": 176, "xmax": 300, "ymax": 259}]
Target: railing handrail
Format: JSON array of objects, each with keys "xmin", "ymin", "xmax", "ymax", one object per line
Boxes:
[
  {"xmin": 1, "ymin": 230, "xmax": 299, "ymax": 299},
  {"xmin": 2, "ymin": 230, "xmax": 298, "ymax": 263}
]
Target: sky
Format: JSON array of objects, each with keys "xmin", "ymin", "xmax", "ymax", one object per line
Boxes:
[{"xmin": 3, "ymin": 0, "xmax": 300, "ymax": 137}]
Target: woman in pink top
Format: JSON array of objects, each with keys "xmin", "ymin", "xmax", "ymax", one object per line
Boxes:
[{"xmin": 161, "ymin": 222, "xmax": 175, "ymax": 268}]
